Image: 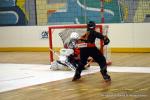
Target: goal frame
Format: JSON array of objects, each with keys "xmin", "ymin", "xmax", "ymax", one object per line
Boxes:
[{"xmin": 48, "ymin": 24, "xmax": 104, "ymax": 63}]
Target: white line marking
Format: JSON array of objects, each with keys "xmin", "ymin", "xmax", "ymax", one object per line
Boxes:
[
  {"xmin": 108, "ymin": 66, "xmax": 150, "ymax": 73},
  {"xmin": 0, "ymin": 63, "xmax": 150, "ymax": 92}
]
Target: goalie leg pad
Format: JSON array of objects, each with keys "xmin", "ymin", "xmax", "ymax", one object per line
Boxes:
[{"xmin": 50, "ymin": 61, "xmax": 71, "ymax": 71}]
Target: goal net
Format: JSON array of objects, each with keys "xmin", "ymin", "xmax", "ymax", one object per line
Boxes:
[{"xmin": 48, "ymin": 24, "xmax": 111, "ymax": 65}]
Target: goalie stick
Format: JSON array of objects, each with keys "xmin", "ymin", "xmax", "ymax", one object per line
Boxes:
[
  {"xmin": 84, "ymin": 58, "xmax": 93, "ymax": 68},
  {"xmin": 49, "ymin": 48, "xmax": 60, "ymax": 58},
  {"xmin": 49, "ymin": 48, "xmax": 76, "ymax": 71}
]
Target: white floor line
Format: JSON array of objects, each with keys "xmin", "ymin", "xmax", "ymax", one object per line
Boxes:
[
  {"xmin": 0, "ymin": 63, "xmax": 150, "ymax": 93},
  {"xmin": 108, "ymin": 66, "xmax": 150, "ymax": 73}
]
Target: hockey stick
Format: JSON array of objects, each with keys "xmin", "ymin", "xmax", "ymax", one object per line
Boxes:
[
  {"xmin": 49, "ymin": 48, "xmax": 60, "ymax": 58},
  {"xmin": 49, "ymin": 48, "xmax": 76, "ymax": 71},
  {"xmin": 84, "ymin": 58, "xmax": 93, "ymax": 68}
]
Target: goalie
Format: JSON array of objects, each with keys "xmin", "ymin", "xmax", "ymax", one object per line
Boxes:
[{"xmin": 50, "ymin": 32, "xmax": 81, "ymax": 71}]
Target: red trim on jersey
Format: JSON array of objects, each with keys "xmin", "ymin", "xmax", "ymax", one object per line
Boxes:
[{"xmin": 77, "ymin": 43, "xmax": 96, "ymax": 48}]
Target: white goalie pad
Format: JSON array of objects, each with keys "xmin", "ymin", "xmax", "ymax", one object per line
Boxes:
[
  {"xmin": 59, "ymin": 56, "xmax": 67, "ymax": 63},
  {"xmin": 60, "ymin": 48, "xmax": 74, "ymax": 56},
  {"xmin": 50, "ymin": 61, "xmax": 71, "ymax": 71},
  {"xmin": 50, "ymin": 48, "xmax": 76, "ymax": 71}
]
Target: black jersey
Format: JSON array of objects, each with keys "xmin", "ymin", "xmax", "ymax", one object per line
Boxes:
[{"xmin": 80, "ymin": 30, "xmax": 104, "ymax": 44}]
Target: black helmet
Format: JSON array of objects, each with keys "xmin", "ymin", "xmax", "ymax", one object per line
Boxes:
[{"xmin": 87, "ymin": 21, "xmax": 96, "ymax": 30}]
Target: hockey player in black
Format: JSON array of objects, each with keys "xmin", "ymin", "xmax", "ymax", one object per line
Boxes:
[{"xmin": 72, "ymin": 21, "xmax": 111, "ymax": 82}]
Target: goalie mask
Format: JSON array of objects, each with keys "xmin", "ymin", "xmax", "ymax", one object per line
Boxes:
[{"xmin": 70, "ymin": 32, "xmax": 79, "ymax": 39}]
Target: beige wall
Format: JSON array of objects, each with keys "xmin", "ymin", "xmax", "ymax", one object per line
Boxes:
[{"xmin": 0, "ymin": 23, "xmax": 150, "ymax": 52}]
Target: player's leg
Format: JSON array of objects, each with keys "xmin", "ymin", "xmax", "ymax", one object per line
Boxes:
[
  {"xmin": 72, "ymin": 48, "xmax": 89, "ymax": 81},
  {"xmin": 90, "ymin": 47, "xmax": 111, "ymax": 81}
]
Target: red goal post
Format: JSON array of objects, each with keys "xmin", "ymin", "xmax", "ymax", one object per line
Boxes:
[{"xmin": 48, "ymin": 24, "xmax": 111, "ymax": 65}]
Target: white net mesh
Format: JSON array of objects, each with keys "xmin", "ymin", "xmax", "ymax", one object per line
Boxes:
[
  {"xmin": 57, "ymin": 28, "xmax": 102, "ymax": 49},
  {"xmin": 58, "ymin": 28, "xmax": 86, "ymax": 47}
]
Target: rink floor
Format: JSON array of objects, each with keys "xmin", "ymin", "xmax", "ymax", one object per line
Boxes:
[{"xmin": 0, "ymin": 63, "xmax": 150, "ymax": 93}]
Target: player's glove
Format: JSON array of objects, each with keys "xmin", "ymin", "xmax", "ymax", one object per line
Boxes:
[{"xmin": 103, "ymin": 36, "xmax": 110, "ymax": 45}]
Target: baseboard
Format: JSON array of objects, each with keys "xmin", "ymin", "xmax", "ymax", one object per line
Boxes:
[
  {"xmin": 0, "ymin": 47, "xmax": 49, "ymax": 52},
  {"xmin": 111, "ymin": 48, "xmax": 150, "ymax": 53},
  {"xmin": 0, "ymin": 47, "xmax": 150, "ymax": 53}
]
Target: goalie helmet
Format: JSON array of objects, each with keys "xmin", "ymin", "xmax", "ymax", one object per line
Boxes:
[
  {"xmin": 87, "ymin": 21, "xmax": 96, "ymax": 30},
  {"xmin": 70, "ymin": 32, "xmax": 79, "ymax": 39}
]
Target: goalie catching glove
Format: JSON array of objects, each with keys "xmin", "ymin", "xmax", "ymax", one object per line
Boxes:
[{"xmin": 103, "ymin": 36, "xmax": 110, "ymax": 45}]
